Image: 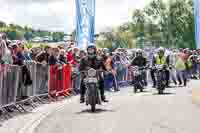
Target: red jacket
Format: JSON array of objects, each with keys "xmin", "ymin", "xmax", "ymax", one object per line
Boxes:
[{"xmin": 66, "ymin": 52, "xmax": 76, "ymax": 65}]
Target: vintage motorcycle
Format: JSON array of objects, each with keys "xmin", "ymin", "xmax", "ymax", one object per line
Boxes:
[
  {"xmin": 131, "ymin": 66, "xmax": 147, "ymax": 93},
  {"xmin": 155, "ymin": 64, "xmax": 167, "ymax": 94},
  {"xmin": 82, "ymin": 68, "xmax": 102, "ymax": 112}
]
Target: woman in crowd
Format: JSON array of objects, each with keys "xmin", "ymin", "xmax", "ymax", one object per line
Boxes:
[
  {"xmin": 58, "ymin": 49, "xmax": 67, "ymax": 64},
  {"xmin": 120, "ymin": 52, "xmax": 130, "ymax": 83},
  {"xmin": 103, "ymin": 53, "xmax": 119, "ymax": 91},
  {"xmin": 0, "ymin": 34, "xmax": 13, "ymax": 64},
  {"xmin": 14, "ymin": 43, "xmax": 27, "ymax": 65},
  {"xmin": 113, "ymin": 52, "xmax": 124, "ymax": 87},
  {"xmin": 175, "ymin": 50, "xmax": 188, "ymax": 86},
  {"xmin": 48, "ymin": 47, "xmax": 60, "ymax": 65},
  {"xmin": 35, "ymin": 46, "xmax": 50, "ymax": 64},
  {"xmin": 66, "ymin": 48, "xmax": 76, "ymax": 66}
]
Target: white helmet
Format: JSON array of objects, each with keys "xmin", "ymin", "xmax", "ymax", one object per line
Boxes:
[{"xmin": 158, "ymin": 47, "xmax": 165, "ymax": 53}]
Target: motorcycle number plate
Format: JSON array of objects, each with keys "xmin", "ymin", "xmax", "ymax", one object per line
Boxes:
[
  {"xmin": 87, "ymin": 78, "xmax": 98, "ymax": 83},
  {"xmin": 134, "ymin": 71, "xmax": 140, "ymax": 75}
]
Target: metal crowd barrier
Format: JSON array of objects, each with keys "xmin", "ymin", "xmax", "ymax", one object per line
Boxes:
[
  {"xmin": 71, "ymin": 67, "xmax": 81, "ymax": 93},
  {"xmin": 0, "ymin": 65, "xmax": 20, "ymax": 108},
  {"xmin": 16, "ymin": 61, "xmax": 49, "ymax": 107},
  {"xmin": 48, "ymin": 64, "xmax": 72, "ymax": 98},
  {"xmin": 22, "ymin": 61, "xmax": 48, "ymax": 98},
  {"xmin": 35, "ymin": 63, "xmax": 48, "ymax": 95},
  {"xmin": 0, "ymin": 62, "xmax": 73, "ymax": 117}
]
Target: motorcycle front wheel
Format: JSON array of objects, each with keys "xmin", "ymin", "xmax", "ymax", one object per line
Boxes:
[
  {"xmin": 157, "ymin": 83, "xmax": 165, "ymax": 94},
  {"xmin": 158, "ymin": 89, "xmax": 163, "ymax": 94},
  {"xmin": 91, "ymin": 104, "xmax": 96, "ymax": 112}
]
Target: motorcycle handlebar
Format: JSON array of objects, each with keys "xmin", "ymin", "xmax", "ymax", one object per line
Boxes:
[
  {"xmin": 130, "ymin": 66, "xmax": 149, "ymax": 71},
  {"xmin": 79, "ymin": 69, "xmax": 105, "ymax": 74}
]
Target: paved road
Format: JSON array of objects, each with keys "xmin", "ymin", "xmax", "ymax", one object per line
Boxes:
[{"xmin": 33, "ymin": 84, "xmax": 200, "ymax": 133}]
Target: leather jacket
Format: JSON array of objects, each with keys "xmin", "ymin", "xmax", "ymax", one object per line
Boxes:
[
  {"xmin": 79, "ymin": 56, "xmax": 105, "ymax": 71},
  {"xmin": 131, "ymin": 56, "xmax": 147, "ymax": 67}
]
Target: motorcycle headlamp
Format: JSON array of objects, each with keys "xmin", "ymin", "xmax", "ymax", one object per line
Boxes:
[
  {"xmin": 156, "ymin": 65, "xmax": 163, "ymax": 69},
  {"xmin": 88, "ymin": 68, "xmax": 96, "ymax": 77}
]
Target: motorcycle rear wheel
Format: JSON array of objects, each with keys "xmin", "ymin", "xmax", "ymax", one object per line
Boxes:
[
  {"xmin": 158, "ymin": 89, "xmax": 163, "ymax": 94},
  {"xmin": 157, "ymin": 83, "xmax": 165, "ymax": 94},
  {"xmin": 91, "ymin": 104, "xmax": 96, "ymax": 112}
]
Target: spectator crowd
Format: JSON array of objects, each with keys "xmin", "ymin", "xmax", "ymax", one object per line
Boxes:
[{"xmin": 1, "ymin": 32, "xmax": 200, "ymax": 92}]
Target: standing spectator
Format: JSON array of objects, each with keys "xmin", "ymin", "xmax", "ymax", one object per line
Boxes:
[
  {"xmin": 14, "ymin": 43, "xmax": 26, "ymax": 65},
  {"xmin": 73, "ymin": 47, "xmax": 80, "ymax": 63},
  {"xmin": 30, "ymin": 47, "xmax": 42, "ymax": 60},
  {"xmin": 1, "ymin": 33, "xmax": 10, "ymax": 47},
  {"xmin": 175, "ymin": 52, "xmax": 187, "ymax": 86},
  {"xmin": 166, "ymin": 49, "xmax": 177, "ymax": 85},
  {"xmin": 182, "ymin": 49, "xmax": 192, "ymax": 80},
  {"xmin": 0, "ymin": 35, "xmax": 13, "ymax": 64},
  {"xmin": 35, "ymin": 46, "xmax": 50, "ymax": 63},
  {"xmin": 120, "ymin": 52, "xmax": 130, "ymax": 83},
  {"xmin": 66, "ymin": 48, "xmax": 76, "ymax": 65},
  {"xmin": 58, "ymin": 49, "xmax": 67, "ymax": 64},
  {"xmin": 79, "ymin": 50, "xmax": 87, "ymax": 60},
  {"xmin": 103, "ymin": 54, "xmax": 119, "ymax": 91},
  {"xmin": 113, "ymin": 52, "xmax": 124, "ymax": 86},
  {"xmin": 24, "ymin": 48, "xmax": 32, "ymax": 61},
  {"xmin": 189, "ymin": 51, "xmax": 198, "ymax": 79},
  {"xmin": 71, "ymin": 49, "xmax": 85, "ymax": 94},
  {"xmin": 48, "ymin": 47, "xmax": 60, "ymax": 65}
]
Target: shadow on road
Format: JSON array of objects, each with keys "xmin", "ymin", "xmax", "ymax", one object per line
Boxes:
[
  {"xmin": 75, "ymin": 108, "xmax": 116, "ymax": 114},
  {"xmin": 140, "ymin": 90, "xmax": 150, "ymax": 93},
  {"xmin": 152, "ymin": 92, "xmax": 176, "ymax": 95},
  {"xmin": 131, "ymin": 90, "xmax": 150, "ymax": 94}
]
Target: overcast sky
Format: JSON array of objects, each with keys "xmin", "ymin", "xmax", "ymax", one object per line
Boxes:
[{"xmin": 0, "ymin": 0, "xmax": 156, "ymax": 33}]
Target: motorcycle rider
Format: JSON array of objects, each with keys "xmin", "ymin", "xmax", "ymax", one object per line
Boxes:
[
  {"xmin": 150, "ymin": 47, "xmax": 170, "ymax": 88},
  {"xmin": 79, "ymin": 45, "xmax": 108, "ymax": 103},
  {"xmin": 131, "ymin": 49, "xmax": 148, "ymax": 86}
]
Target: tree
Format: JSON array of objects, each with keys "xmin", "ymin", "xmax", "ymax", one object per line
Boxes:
[
  {"xmin": 168, "ymin": 0, "xmax": 195, "ymax": 48},
  {"xmin": 0, "ymin": 21, "xmax": 6, "ymax": 27},
  {"xmin": 24, "ymin": 31, "xmax": 33, "ymax": 41},
  {"xmin": 52, "ymin": 32, "xmax": 65, "ymax": 42}
]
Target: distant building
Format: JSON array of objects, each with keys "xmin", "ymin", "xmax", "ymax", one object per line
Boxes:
[
  {"xmin": 63, "ymin": 34, "xmax": 72, "ymax": 42},
  {"xmin": 32, "ymin": 37, "xmax": 42, "ymax": 42},
  {"xmin": 43, "ymin": 36, "xmax": 53, "ymax": 42}
]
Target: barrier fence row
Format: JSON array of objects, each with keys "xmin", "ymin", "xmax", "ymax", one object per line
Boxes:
[
  {"xmin": 0, "ymin": 62, "xmax": 72, "ymax": 116},
  {"xmin": 0, "ymin": 65, "xmax": 20, "ymax": 107}
]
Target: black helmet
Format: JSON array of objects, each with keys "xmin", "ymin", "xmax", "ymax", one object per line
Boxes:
[
  {"xmin": 136, "ymin": 49, "xmax": 143, "ymax": 56},
  {"xmin": 87, "ymin": 45, "xmax": 97, "ymax": 58}
]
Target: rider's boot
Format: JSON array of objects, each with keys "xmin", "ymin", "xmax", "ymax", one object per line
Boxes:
[
  {"xmin": 101, "ymin": 95, "xmax": 109, "ymax": 102},
  {"xmin": 80, "ymin": 95, "xmax": 85, "ymax": 103},
  {"xmin": 184, "ymin": 80, "xmax": 187, "ymax": 86}
]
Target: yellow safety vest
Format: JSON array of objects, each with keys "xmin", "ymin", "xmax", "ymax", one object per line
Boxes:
[
  {"xmin": 187, "ymin": 57, "xmax": 192, "ymax": 68},
  {"xmin": 156, "ymin": 56, "xmax": 166, "ymax": 65},
  {"xmin": 175, "ymin": 57, "xmax": 186, "ymax": 71}
]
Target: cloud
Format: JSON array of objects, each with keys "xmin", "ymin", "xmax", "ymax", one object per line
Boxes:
[
  {"xmin": 0, "ymin": 0, "xmax": 154, "ymax": 33},
  {"xmin": 0, "ymin": 0, "xmax": 63, "ymax": 5}
]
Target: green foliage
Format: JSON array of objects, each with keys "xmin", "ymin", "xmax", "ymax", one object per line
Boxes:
[
  {"xmin": 52, "ymin": 32, "xmax": 65, "ymax": 42},
  {"xmin": 24, "ymin": 43, "xmax": 33, "ymax": 49},
  {"xmin": 24, "ymin": 43, "xmax": 48, "ymax": 50},
  {"xmin": 0, "ymin": 21, "xmax": 66, "ymax": 42},
  {"xmin": 97, "ymin": 0, "xmax": 195, "ymax": 49},
  {"xmin": 40, "ymin": 43, "xmax": 49, "ymax": 49}
]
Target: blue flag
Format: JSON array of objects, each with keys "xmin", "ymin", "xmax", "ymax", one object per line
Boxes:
[
  {"xmin": 75, "ymin": 0, "xmax": 95, "ymax": 49},
  {"xmin": 194, "ymin": 0, "xmax": 200, "ymax": 49}
]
